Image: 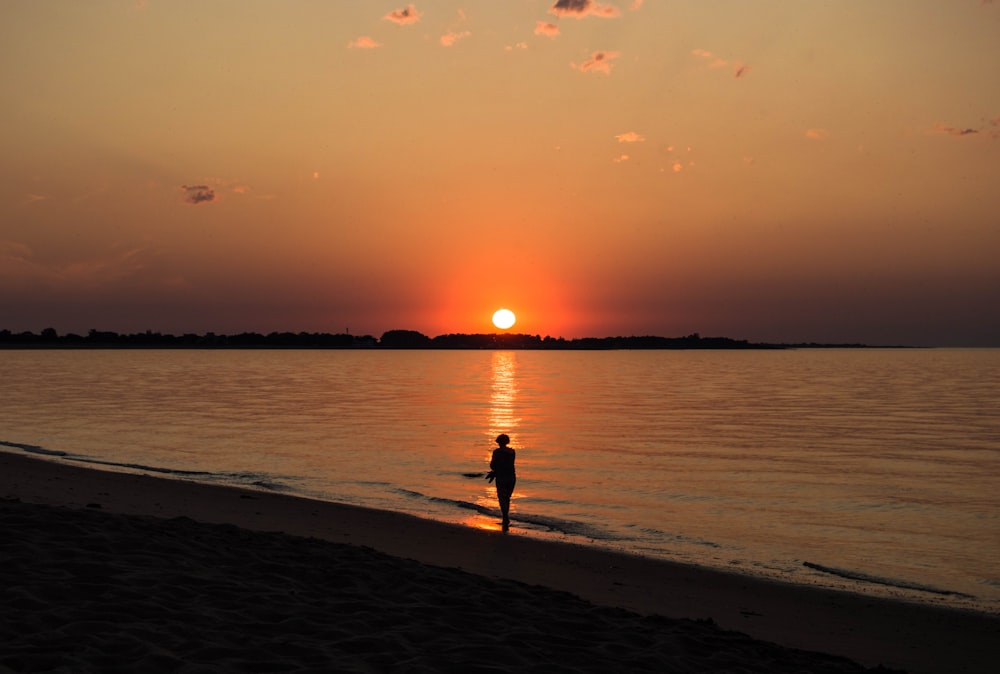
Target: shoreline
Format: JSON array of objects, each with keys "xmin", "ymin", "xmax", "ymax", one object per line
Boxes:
[{"xmin": 3, "ymin": 450, "xmax": 998, "ymax": 673}]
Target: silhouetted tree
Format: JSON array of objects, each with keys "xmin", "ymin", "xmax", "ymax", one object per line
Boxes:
[{"xmin": 380, "ymin": 329, "xmax": 432, "ymax": 348}]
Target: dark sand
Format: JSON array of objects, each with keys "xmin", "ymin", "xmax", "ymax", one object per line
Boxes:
[{"xmin": 2, "ymin": 452, "xmax": 997, "ymax": 672}]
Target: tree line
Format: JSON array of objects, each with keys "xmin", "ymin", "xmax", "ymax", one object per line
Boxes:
[
  {"xmin": 1, "ymin": 328, "xmax": 875, "ymax": 350},
  {"xmin": 0, "ymin": 328, "xmax": 832, "ymax": 349}
]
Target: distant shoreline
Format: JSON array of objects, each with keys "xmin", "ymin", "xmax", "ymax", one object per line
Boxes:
[{"xmin": 0, "ymin": 328, "xmax": 908, "ymax": 350}]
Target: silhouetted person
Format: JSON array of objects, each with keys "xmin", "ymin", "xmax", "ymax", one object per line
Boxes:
[{"xmin": 487, "ymin": 433, "xmax": 516, "ymax": 531}]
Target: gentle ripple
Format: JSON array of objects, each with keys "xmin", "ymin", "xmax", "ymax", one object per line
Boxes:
[{"xmin": 1, "ymin": 348, "xmax": 997, "ymax": 612}]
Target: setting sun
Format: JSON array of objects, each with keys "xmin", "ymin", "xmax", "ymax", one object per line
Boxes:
[{"xmin": 492, "ymin": 309, "xmax": 516, "ymax": 330}]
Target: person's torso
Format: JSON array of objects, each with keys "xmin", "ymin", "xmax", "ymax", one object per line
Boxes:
[{"xmin": 491, "ymin": 447, "xmax": 516, "ymax": 476}]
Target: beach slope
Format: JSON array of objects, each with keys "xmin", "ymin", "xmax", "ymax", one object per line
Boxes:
[{"xmin": 2, "ymin": 452, "xmax": 996, "ymax": 672}]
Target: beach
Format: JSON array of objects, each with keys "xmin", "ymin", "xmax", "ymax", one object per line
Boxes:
[{"xmin": 2, "ymin": 452, "xmax": 997, "ymax": 673}]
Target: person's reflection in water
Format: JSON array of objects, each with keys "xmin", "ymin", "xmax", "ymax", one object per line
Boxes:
[{"xmin": 486, "ymin": 433, "xmax": 516, "ymax": 532}]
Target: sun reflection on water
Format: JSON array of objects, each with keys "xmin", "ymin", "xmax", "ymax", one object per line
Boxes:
[
  {"xmin": 488, "ymin": 351, "xmax": 519, "ymax": 439},
  {"xmin": 479, "ymin": 351, "xmax": 521, "ymax": 527}
]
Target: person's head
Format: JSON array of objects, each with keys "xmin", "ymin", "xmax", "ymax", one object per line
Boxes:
[{"xmin": 496, "ymin": 433, "xmax": 510, "ymax": 447}]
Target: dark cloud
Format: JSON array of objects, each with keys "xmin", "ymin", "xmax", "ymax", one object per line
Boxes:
[
  {"xmin": 552, "ymin": 0, "xmax": 590, "ymax": 13},
  {"xmin": 931, "ymin": 123, "xmax": 980, "ymax": 137},
  {"xmin": 550, "ymin": 0, "xmax": 620, "ymax": 18},
  {"xmin": 181, "ymin": 185, "xmax": 215, "ymax": 204},
  {"xmin": 384, "ymin": 4, "xmax": 421, "ymax": 25},
  {"xmin": 574, "ymin": 50, "xmax": 620, "ymax": 74}
]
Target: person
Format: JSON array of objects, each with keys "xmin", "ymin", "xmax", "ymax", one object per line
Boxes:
[{"xmin": 487, "ymin": 433, "xmax": 516, "ymax": 531}]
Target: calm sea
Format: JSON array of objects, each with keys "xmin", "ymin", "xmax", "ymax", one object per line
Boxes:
[{"xmin": 2, "ymin": 348, "xmax": 998, "ymax": 613}]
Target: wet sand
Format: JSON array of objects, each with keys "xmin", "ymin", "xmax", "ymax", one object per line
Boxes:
[{"xmin": 2, "ymin": 451, "xmax": 997, "ymax": 672}]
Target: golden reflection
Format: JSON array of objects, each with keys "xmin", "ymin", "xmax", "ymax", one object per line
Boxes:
[
  {"xmin": 461, "ymin": 514, "xmax": 504, "ymax": 532},
  {"xmin": 475, "ymin": 350, "xmax": 521, "ymax": 527},
  {"xmin": 488, "ymin": 351, "xmax": 519, "ymax": 438}
]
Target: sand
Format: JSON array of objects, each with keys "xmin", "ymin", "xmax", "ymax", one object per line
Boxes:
[{"xmin": 2, "ymin": 452, "xmax": 997, "ymax": 673}]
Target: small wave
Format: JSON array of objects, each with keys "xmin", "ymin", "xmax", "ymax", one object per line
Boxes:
[
  {"xmin": 803, "ymin": 561, "xmax": 973, "ymax": 597},
  {"xmin": 396, "ymin": 487, "xmax": 623, "ymax": 541},
  {"xmin": 72, "ymin": 457, "xmax": 293, "ymax": 492},
  {"xmin": 71, "ymin": 456, "xmax": 215, "ymax": 477},
  {"xmin": 250, "ymin": 480, "xmax": 287, "ymax": 492},
  {"xmin": 1, "ymin": 440, "xmax": 292, "ymax": 493},
  {"xmin": 630, "ymin": 524, "xmax": 722, "ymax": 549},
  {"xmin": 0, "ymin": 440, "xmax": 68, "ymax": 457}
]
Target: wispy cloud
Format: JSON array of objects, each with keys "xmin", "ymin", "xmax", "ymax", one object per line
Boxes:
[
  {"xmin": 612, "ymin": 154, "xmax": 629, "ymax": 163},
  {"xmin": 805, "ymin": 128, "xmax": 829, "ymax": 140},
  {"xmin": 930, "ymin": 122, "xmax": 979, "ymax": 137},
  {"xmin": 440, "ymin": 31, "xmax": 470, "ymax": 47},
  {"xmin": 384, "ymin": 4, "xmax": 421, "ymax": 25},
  {"xmin": 550, "ymin": 0, "xmax": 621, "ymax": 19},
  {"xmin": 0, "ymin": 240, "xmax": 33, "ymax": 265},
  {"xmin": 181, "ymin": 185, "xmax": 215, "ymax": 205},
  {"xmin": 348, "ymin": 36, "xmax": 381, "ymax": 49},
  {"xmin": 439, "ymin": 9, "xmax": 470, "ymax": 47},
  {"xmin": 0, "ymin": 240, "xmax": 168, "ymax": 292},
  {"xmin": 573, "ymin": 51, "xmax": 620, "ymax": 75},
  {"xmin": 691, "ymin": 48, "xmax": 727, "ymax": 69},
  {"xmin": 535, "ymin": 21, "xmax": 560, "ymax": 37},
  {"xmin": 692, "ymin": 49, "xmax": 751, "ymax": 79},
  {"xmin": 925, "ymin": 117, "xmax": 1000, "ymax": 139},
  {"xmin": 616, "ymin": 132, "xmax": 645, "ymax": 143}
]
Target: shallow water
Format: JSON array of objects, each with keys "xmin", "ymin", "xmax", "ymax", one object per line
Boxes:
[{"xmin": 2, "ymin": 348, "xmax": 998, "ymax": 612}]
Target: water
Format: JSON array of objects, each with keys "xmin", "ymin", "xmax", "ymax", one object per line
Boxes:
[{"xmin": 2, "ymin": 348, "xmax": 998, "ymax": 613}]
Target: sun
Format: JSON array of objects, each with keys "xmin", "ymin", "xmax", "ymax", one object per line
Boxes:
[{"xmin": 492, "ymin": 308, "xmax": 516, "ymax": 330}]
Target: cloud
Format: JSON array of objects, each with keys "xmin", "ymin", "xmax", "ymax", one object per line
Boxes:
[
  {"xmin": 573, "ymin": 50, "xmax": 620, "ymax": 75},
  {"xmin": 439, "ymin": 9, "xmax": 470, "ymax": 48},
  {"xmin": 535, "ymin": 21, "xmax": 560, "ymax": 37},
  {"xmin": 0, "ymin": 240, "xmax": 33, "ymax": 263},
  {"xmin": 612, "ymin": 154, "xmax": 629, "ymax": 163},
  {"xmin": 384, "ymin": 4, "xmax": 421, "ymax": 25},
  {"xmin": 631, "ymin": 0, "xmax": 644, "ymax": 9},
  {"xmin": 550, "ymin": 0, "xmax": 621, "ymax": 19},
  {"xmin": 616, "ymin": 132, "xmax": 645, "ymax": 143},
  {"xmin": 440, "ymin": 30, "xmax": 470, "ymax": 47},
  {"xmin": 693, "ymin": 49, "xmax": 751, "ymax": 79},
  {"xmin": 926, "ymin": 117, "xmax": 1000, "ymax": 139},
  {"xmin": 0, "ymin": 240, "xmax": 167, "ymax": 293},
  {"xmin": 181, "ymin": 185, "xmax": 215, "ymax": 205},
  {"xmin": 930, "ymin": 122, "xmax": 980, "ymax": 137},
  {"xmin": 348, "ymin": 36, "xmax": 381, "ymax": 49},
  {"xmin": 692, "ymin": 49, "xmax": 727, "ymax": 68},
  {"xmin": 805, "ymin": 128, "xmax": 829, "ymax": 140}
]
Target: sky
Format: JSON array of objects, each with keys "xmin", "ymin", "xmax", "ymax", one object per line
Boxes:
[{"xmin": 2, "ymin": 1, "xmax": 998, "ymax": 346}]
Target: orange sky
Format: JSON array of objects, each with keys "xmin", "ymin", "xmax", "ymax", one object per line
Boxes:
[{"xmin": 2, "ymin": 1, "xmax": 999, "ymax": 345}]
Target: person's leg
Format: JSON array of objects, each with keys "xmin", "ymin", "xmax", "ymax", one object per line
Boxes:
[
  {"xmin": 497, "ymin": 478, "xmax": 515, "ymax": 528},
  {"xmin": 496, "ymin": 483, "xmax": 509, "ymax": 518}
]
